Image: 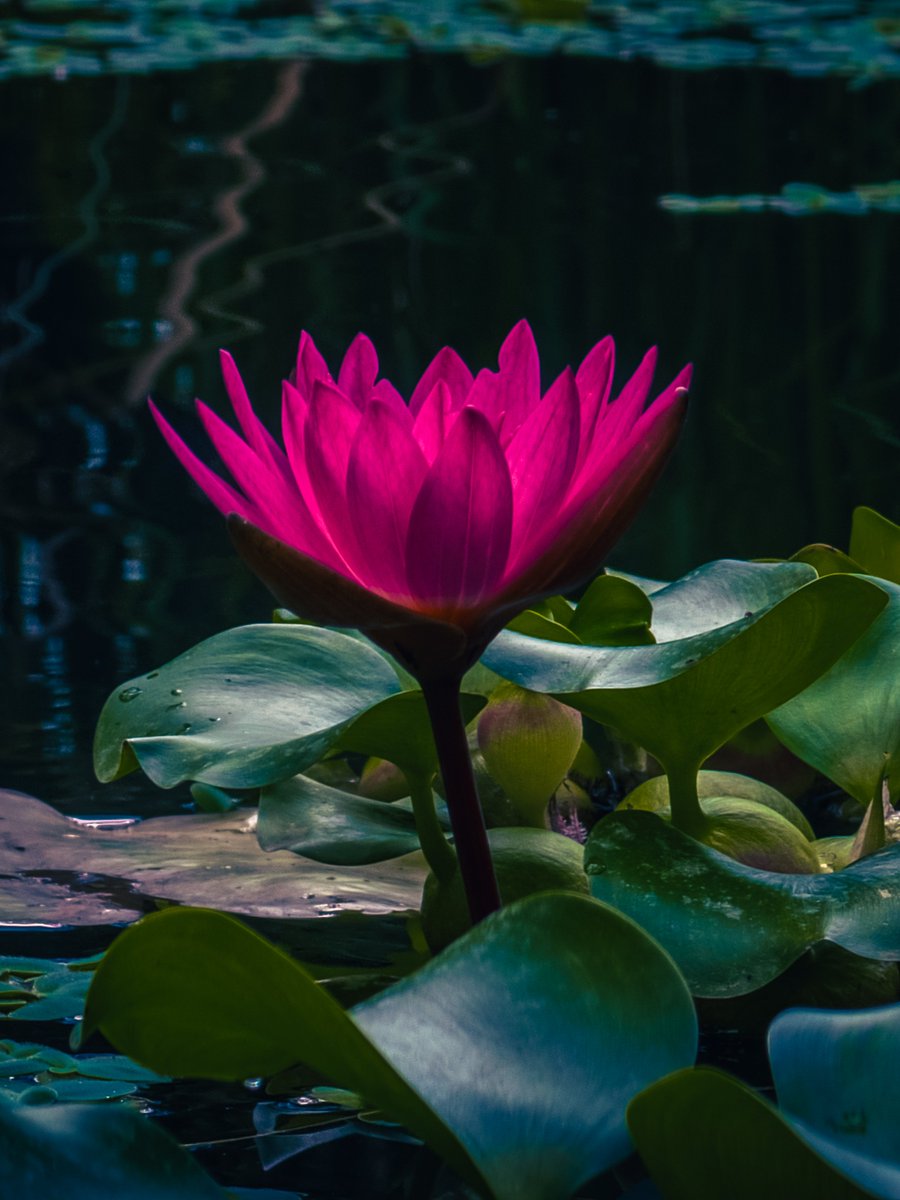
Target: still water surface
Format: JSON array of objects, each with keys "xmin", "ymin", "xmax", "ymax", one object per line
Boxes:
[{"xmin": 1, "ymin": 36, "xmax": 899, "ymax": 814}]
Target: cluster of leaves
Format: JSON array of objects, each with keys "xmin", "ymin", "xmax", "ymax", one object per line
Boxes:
[
  {"xmin": 2, "ymin": 0, "xmax": 898, "ymax": 82},
  {"xmin": 7, "ymin": 506, "xmax": 900, "ymax": 1198},
  {"xmin": 660, "ymin": 180, "xmax": 900, "ymax": 216}
]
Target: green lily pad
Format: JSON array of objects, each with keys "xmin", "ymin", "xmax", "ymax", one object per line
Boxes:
[
  {"xmin": 568, "ymin": 575, "xmax": 655, "ymax": 645},
  {"xmin": 506, "ymin": 609, "xmax": 582, "ymax": 644},
  {"xmin": 627, "ymin": 1067, "xmax": 873, "ymax": 1200},
  {"xmin": 333, "ymin": 691, "xmax": 485, "ymax": 778},
  {"xmin": 485, "ymin": 568, "xmax": 887, "ymax": 828},
  {"xmin": 789, "ymin": 544, "xmax": 863, "ymax": 577},
  {"xmin": 585, "ymin": 809, "xmax": 900, "ymax": 997},
  {"xmin": 81, "ymin": 895, "xmax": 697, "ymax": 1200},
  {"xmin": 768, "ymin": 581, "xmax": 900, "ymax": 807},
  {"xmin": 850, "ymin": 507, "xmax": 900, "ymax": 585},
  {"xmin": 0, "ymin": 1101, "xmax": 229, "ymax": 1199},
  {"xmin": 485, "ymin": 561, "xmax": 817, "ymax": 694},
  {"xmin": 769, "ymin": 1004, "xmax": 900, "ymax": 1198},
  {"xmin": 0, "ymin": 791, "xmax": 427, "ymax": 926},
  {"xmin": 620, "ymin": 770, "xmax": 815, "ymax": 840},
  {"xmin": 258, "ymin": 774, "xmax": 449, "ymax": 865},
  {"xmin": 94, "ymin": 624, "xmax": 401, "ymax": 789}
]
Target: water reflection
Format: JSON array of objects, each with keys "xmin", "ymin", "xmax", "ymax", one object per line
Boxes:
[{"xmin": 0, "ymin": 51, "xmax": 898, "ymax": 815}]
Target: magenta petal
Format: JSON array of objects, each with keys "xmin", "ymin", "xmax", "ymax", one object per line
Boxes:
[
  {"xmin": 575, "ymin": 335, "xmax": 615, "ymax": 461},
  {"xmin": 372, "ymin": 377, "xmax": 411, "ymax": 423},
  {"xmin": 219, "ymin": 351, "xmax": 285, "ymax": 474},
  {"xmin": 337, "ymin": 333, "xmax": 379, "ymax": 409},
  {"xmin": 406, "ymin": 406, "xmax": 513, "ymax": 612},
  {"xmin": 409, "ymin": 346, "xmax": 474, "ymax": 414},
  {"xmin": 495, "ymin": 318, "xmax": 541, "ymax": 437},
  {"xmin": 412, "ymin": 380, "xmax": 454, "ymax": 463},
  {"xmin": 294, "ymin": 331, "xmax": 333, "ymax": 401},
  {"xmin": 281, "ymin": 379, "xmax": 309, "ymax": 492},
  {"xmin": 505, "ymin": 367, "xmax": 580, "ymax": 565},
  {"xmin": 195, "ymin": 400, "xmax": 339, "ymax": 566},
  {"xmin": 465, "ymin": 368, "xmax": 504, "ymax": 430},
  {"xmin": 149, "ymin": 401, "xmax": 260, "ymax": 524},
  {"xmin": 345, "ymin": 400, "xmax": 428, "ymax": 597},
  {"xmin": 304, "ymin": 380, "xmax": 365, "ymax": 576},
  {"xmin": 600, "ymin": 346, "xmax": 658, "ymax": 443}
]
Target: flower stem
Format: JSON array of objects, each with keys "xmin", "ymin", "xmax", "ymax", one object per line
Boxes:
[
  {"xmin": 665, "ymin": 759, "xmax": 707, "ymax": 836},
  {"xmin": 420, "ymin": 675, "xmax": 502, "ymax": 924},
  {"xmin": 406, "ymin": 771, "xmax": 457, "ymax": 886}
]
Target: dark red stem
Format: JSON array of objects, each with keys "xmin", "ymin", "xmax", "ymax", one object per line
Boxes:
[{"xmin": 420, "ymin": 674, "xmax": 502, "ymax": 925}]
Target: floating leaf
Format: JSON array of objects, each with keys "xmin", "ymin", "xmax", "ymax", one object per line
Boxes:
[
  {"xmin": 628, "ymin": 1067, "xmax": 872, "ymax": 1200},
  {"xmin": 585, "ymin": 809, "xmax": 900, "ymax": 996},
  {"xmin": 0, "ymin": 791, "xmax": 426, "ymax": 927},
  {"xmin": 81, "ymin": 895, "xmax": 697, "ymax": 1200},
  {"xmin": 94, "ymin": 624, "xmax": 401, "ymax": 789}
]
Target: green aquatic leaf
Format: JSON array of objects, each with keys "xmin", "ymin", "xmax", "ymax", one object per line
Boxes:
[
  {"xmin": 258, "ymin": 774, "xmax": 449, "ymax": 865},
  {"xmin": 769, "ymin": 1005, "xmax": 900, "ymax": 1198},
  {"xmin": 94, "ymin": 624, "xmax": 401, "ymax": 789},
  {"xmin": 564, "ymin": 574, "xmax": 655, "ymax": 645},
  {"xmin": 333, "ymin": 691, "xmax": 485, "ymax": 777},
  {"xmin": 768, "ymin": 581, "xmax": 900, "ymax": 806},
  {"xmin": 585, "ymin": 809, "xmax": 900, "ymax": 996},
  {"xmin": 486, "ymin": 566, "xmax": 886, "ymax": 829},
  {"xmin": 0, "ymin": 1101, "xmax": 229, "ymax": 1199},
  {"xmin": 850, "ymin": 507, "xmax": 900, "ymax": 584},
  {"xmin": 628, "ymin": 1067, "xmax": 872, "ymax": 1200},
  {"xmin": 620, "ymin": 769, "xmax": 815, "ymax": 840},
  {"xmin": 0, "ymin": 790, "xmax": 427, "ymax": 927},
  {"xmin": 81, "ymin": 895, "xmax": 697, "ymax": 1200}
]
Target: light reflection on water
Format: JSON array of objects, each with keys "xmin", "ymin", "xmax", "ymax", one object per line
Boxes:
[{"xmin": 0, "ymin": 43, "xmax": 898, "ymax": 816}]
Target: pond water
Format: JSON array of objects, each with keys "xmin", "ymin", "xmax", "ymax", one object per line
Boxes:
[
  {"xmin": 3, "ymin": 12, "xmax": 899, "ymax": 813},
  {"xmin": 0, "ymin": 4, "xmax": 898, "ymax": 1194}
]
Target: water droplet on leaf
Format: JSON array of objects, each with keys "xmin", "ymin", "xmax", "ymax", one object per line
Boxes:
[{"xmin": 118, "ymin": 687, "xmax": 142, "ymax": 703}]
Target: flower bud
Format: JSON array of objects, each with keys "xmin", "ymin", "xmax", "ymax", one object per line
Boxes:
[{"xmin": 477, "ymin": 682, "xmax": 583, "ymax": 827}]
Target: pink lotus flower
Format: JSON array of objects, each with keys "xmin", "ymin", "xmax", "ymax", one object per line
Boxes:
[{"xmin": 151, "ymin": 320, "xmax": 689, "ymax": 680}]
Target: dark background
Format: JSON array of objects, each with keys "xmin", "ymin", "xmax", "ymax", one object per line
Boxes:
[{"xmin": 2, "ymin": 44, "xmax": 898, "ymax": 813}]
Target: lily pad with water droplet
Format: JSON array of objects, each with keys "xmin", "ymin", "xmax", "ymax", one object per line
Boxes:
[{"xmin": 94, "ymin": 624, "xmax": 402, "ymax": 790}]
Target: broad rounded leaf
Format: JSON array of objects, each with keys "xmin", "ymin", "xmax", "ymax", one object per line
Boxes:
[
  {"xmin": 769, "ymin": 1005, "xmax": 900, "ymax": 1198},
  {"xmin": 486, "ymin": 571, "xmax": 887, "ymax": 776},
  {"xmin": 628, "ymin": 1067, "xmax": 873, "ymax": 1200},
  {"xmin": 0, "ymin": 1102, "xmax": 228, "ymax": 1200},
  {"xmin": 768, "ymin": 581, "xmax": 900, "ymax": 806},
  {"xmin": 94, "ymin": 624, "xmax": 401, "ymax": 789},
  {"xmin": 586, "ymin": 810, "xmax": 900, "ymax": 996},
  {"xmin": 81, "ymin": 895, "xmax": 697, "ymax": 1200}
]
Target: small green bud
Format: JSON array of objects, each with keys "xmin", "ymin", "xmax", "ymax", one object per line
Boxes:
[
  {"xmin": 477, "ymin": 683, "xmax": 583, "ymax": 827},
  {"xmin": 357, "ymin": 757, "xmax": 410, "ymax": 802}
]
